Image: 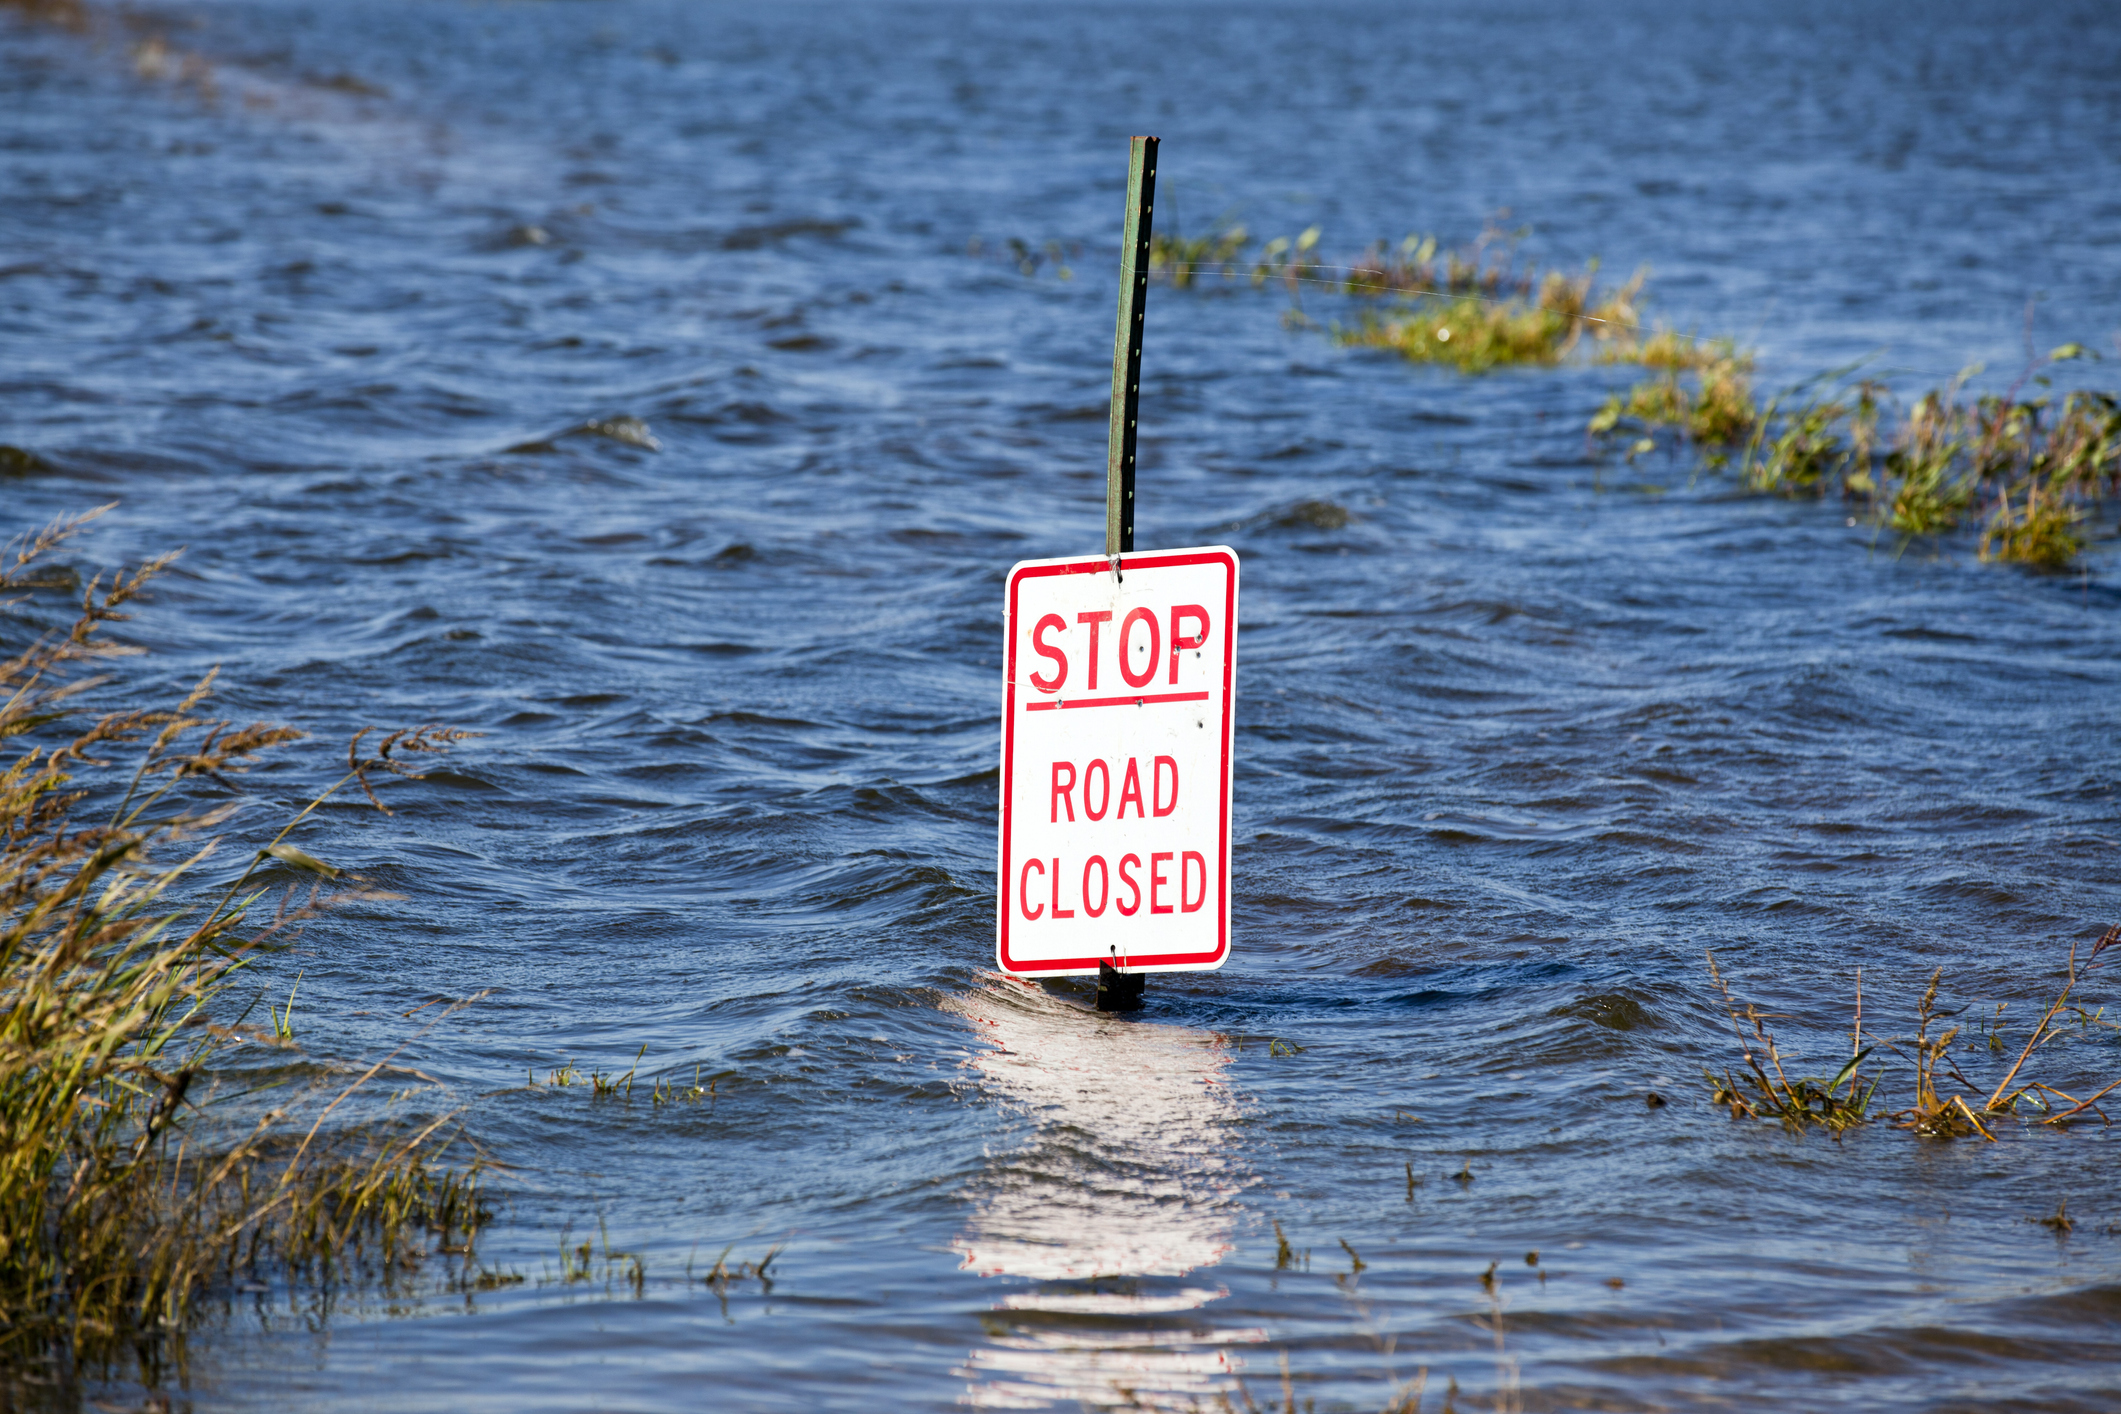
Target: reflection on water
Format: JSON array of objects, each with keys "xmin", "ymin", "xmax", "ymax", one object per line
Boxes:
[{"xmin": 945, "ymin": 977, "xmax": 1264, "ymax": 1409}]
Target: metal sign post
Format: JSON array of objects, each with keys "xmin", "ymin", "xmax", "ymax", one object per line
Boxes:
[
  {"xmin": 1106, "ymin": 135, "xmax": 1157, "ymax": 562},
  {"xmin": 1102, "ymin": 134, "xmax": 1155, "ymax": 1009},
  {"xmin": 994, "ymin": 138, "xmax": 1238, "ymax": 1016}
]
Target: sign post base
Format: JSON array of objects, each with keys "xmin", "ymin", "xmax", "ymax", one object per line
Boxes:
[{"xmin": 1095, "ymin": 960, "xmax": 1145, "ymax": 1013}]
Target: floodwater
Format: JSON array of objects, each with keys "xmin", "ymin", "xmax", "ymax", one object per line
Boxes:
[{"xmin": 5, "ymin": 0, "xmax": 2121, "ymax": 1408}]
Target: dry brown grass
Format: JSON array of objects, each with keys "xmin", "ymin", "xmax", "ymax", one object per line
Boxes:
[{"xmin": 1, "ymin": 508, "xmax": 485, "ymax": 1378}]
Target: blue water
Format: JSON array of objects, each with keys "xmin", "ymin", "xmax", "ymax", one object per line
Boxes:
[{"xmin": 5, "ymin": 0, "xmax": 2121, "ymax": 1408}]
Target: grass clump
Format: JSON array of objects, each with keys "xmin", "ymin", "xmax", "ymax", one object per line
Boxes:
[
  {"xmin": 1704, "ymin": 927, "xmax": 2121, "ymax": 1141},
  {"xmin": 1590, "ymin": 341, "xmax": 1758, "ymax": 448},
  {"xmin": 0, "ymin": 509, "xmax": 484, "ymax": 1376},
  {"xmin": 1704, "ymin": 953, "xmax": 1876, "ymax": 1133},
  {"xmin": 1336, "ymin": 267, "xmax": 1646, "ymax": 374}
]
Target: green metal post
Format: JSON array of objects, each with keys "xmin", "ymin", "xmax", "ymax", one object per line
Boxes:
[{"xmin": 1106, "ymin": 135, "xmax": 1158, "ymax": 560}]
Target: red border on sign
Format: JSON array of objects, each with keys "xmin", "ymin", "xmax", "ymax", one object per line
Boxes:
[{"xmin": 997, "ymin": 548, "xmax": 1237, "ymax": 975}]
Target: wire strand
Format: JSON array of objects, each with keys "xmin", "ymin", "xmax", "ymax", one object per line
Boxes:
[{"xmin": 1113, "ymin": 258, "xmax": 1658, "ymax": 334}]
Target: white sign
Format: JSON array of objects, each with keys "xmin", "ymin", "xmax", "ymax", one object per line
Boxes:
[{"xmin": 996, "ymin": 547, "xmax": 1239, "ymax": 977}]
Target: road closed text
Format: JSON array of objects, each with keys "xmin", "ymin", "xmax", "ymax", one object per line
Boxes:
[{"xmin": 1017, "ymin": 848, "xmax": 1212, "ymax": 921}]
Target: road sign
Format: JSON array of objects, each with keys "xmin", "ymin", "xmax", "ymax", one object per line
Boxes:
[{"xmin": 996, "ymin": 546, "xmax": 1239, "ymax": 977}]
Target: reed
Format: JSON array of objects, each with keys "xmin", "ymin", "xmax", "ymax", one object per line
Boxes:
[{"xmin": 1, "ymin": 509, "xmax": 482, "ymax": 1374}]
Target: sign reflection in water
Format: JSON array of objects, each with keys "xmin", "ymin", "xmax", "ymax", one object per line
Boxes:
[{"xmin": 945, "ymin": 977, "xmax": 1266, "ymax": 1410}]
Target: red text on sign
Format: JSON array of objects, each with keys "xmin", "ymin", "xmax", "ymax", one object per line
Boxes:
[
  {"xmin": 1024, "ymin": 605, "xmax": 1213, "ymax": 696},
  {"xmin": 1048, "ymin": 756, "xmax": 1178, "ymax": 822},
  {"xmin": 1017, "ymin": 850, "xmax": 1208, "ymax": 921}
]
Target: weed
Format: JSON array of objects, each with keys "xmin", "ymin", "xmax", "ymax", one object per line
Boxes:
[
  {"xmin": 1592, "ymin": 339, "xmax": 2116, "ymax": 568},
  {"xmin": 590, "ymin": 1044, "xmax": 646, "ymax": 1098},
  {"xmin": 965, "ymin": 236, "xmax": 1079, "ymax": 280},
  {"xmin": 1136, "ymin": 216, "xmax": 1656, "ymax": 371},
  {"xmin": 1338, "ymin": 268, "xmax": 1645, "ymax": 374},
  {"xmin": 679, "ymin": 1238, "xmax": 781, "ymax": 1291},
  {"xmin": 1891, "ymin": 967, "xmax": 1995, "ymax": 1139},
  {"xmin": 1590, "ymin": 344, "xmax": 1758, "ymax": 448},
  {"xmin": 1883, "ymin": 385, "xmax": 1977, "ymax": 533},
  {"xmin": 1740, "ymin": 391, "xmax": 1858, "ymax": 494},
  {"xmin": 269, "ymin": 969, "xmax": 303, "ymax": 1043},
  {"xmin": 1975, "ymin": 926, "xmax": 2121, "ymax": 1124},
  {"xmin": 651, "ymin": 1064, "xmax": 711, "ymax": 1107},
  {"xmin": 2035, "ymin": 390, "xmax": 2121, "ymax": 491}
]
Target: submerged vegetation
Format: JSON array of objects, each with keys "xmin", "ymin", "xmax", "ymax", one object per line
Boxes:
[
  {"xmin": 1705, "ymin": 929, "xmax": 2121, "ymax": 1138},
  {"xmin": 1336, "ymin": 266, "xmax": 1644, "ymax": 375},
  {"xmin": 1140, "ymin": 220, "xmax": 1650, "ymax": 373},
  {"xmin": 1596, "ymin": 345, "xmax": 2119, "ymax": 566},
  {"xmin": 1, "ymin": 509, "xmax": 484, "ymax": 1377},
  {"xmin": 982, "ymin": 212, "xmax": 2121, "ymax": 569}
]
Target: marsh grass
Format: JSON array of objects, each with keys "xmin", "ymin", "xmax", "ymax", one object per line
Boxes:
[
  {"xmin": 1, "ymin": 509, "xmax": 484, "ymax": 1375},
  {"xmin": 1332, "ymin": 256, "xmax": 1646, "ymax": 373},
  {"xmin": 1141, "ymin": 218, "xmax": 1661, "ymax": 372},
  {"xmin": 1596, "ymin": 343, "xmax": 2119, "ymax": 567},
  {"xmin": 1705, "ymin": 928, "xmax": 2121, "ymax": 1141},
  {"xmin": 1590, "ymin": 343, "xmax": 1758, "ymax": 449}
]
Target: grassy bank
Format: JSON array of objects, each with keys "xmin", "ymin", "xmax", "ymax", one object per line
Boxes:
[{"xmin": 1, "ymin": 509, "xmax": 485, "ymax": 1383}]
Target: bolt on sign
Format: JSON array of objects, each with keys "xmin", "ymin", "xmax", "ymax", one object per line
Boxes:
[{"xmin": 996, "ymin": 547, "xmax": 1239, "ymax": 976}]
